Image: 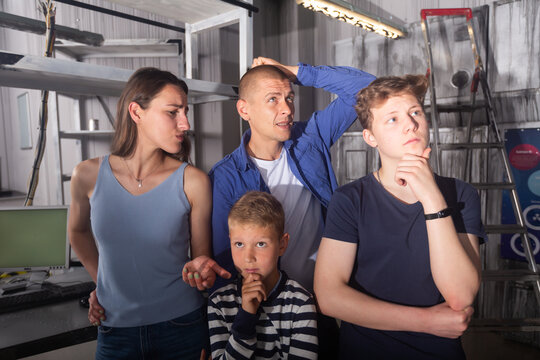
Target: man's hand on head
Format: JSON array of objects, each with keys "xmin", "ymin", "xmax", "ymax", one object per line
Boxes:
[{"xmin": 251, "ymin": 57, "xmax": 299, "ymax": 81}]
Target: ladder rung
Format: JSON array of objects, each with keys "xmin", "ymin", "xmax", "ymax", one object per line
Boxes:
[
  {"xmin": 469, "ymin": 318, "xmax": 540, "ymax": 331},
  {"xmin": 425, "ymin": 103, "xmax": 485, "ymax": 112},
  {"xmin": 484, "ymin": 224, "xmax": 527, "ymax": 234},
  {"xmin": 470, "ymin": 182, "xmax": 515, "ymax": 190},
  {"xmin": 438, "ymin": 142, "xmax": 504, "ymax": 150},
  {"xmin": 482, "ymin": 269, "xmax": 540, "ymax": 282},
  {"xmin": 421, "ymin": 8, "xmax": 473, "ymax": 20}
]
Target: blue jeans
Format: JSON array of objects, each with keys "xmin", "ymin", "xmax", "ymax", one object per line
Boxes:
[{"xmin": 95, "ymin": 306, "xmax": 209, "ymax": 360}]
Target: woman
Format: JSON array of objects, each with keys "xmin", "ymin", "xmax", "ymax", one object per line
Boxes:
[{"xmin": 69, "ymin": 67, "xmax": 228, "ymax": 359}]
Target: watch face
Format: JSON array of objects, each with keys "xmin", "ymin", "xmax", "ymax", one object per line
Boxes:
[
  {"xmin": 425, "ymin": 207, "xmax": 453, "ymax": 220},
  {"xmin": 440, "ymin": 208, "xmax": 453, "ymax": 217}
]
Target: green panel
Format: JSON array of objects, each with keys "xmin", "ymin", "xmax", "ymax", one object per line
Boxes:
[{"xmin": 0, "ymin": 208, "xmax": 68, "ymax": 269}]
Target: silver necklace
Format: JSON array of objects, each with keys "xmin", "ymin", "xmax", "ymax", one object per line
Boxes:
[{"xmin": 122, "ymin": 158, "xmax": 162, "ymax": 189}]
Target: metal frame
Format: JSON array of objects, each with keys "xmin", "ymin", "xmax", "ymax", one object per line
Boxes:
[
  {"xmin": 0, "ymin": 50, "xmax": 238, "ymax": 203},
  {"xmin": 421, "ymin": 7, "xmax": 540, "ymax": 330},
  {"xmin": 185, "ymin": 6, "xmax": 253, "ymax": 78},
  {"xmin": 185, "ymin": 2, "xmax": 253, "ymax": 140}
]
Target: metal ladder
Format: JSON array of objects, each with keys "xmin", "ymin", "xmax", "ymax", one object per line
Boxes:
[{"xmin": 421, "ymin": 7, "xmax": 540, "ymax": 330}]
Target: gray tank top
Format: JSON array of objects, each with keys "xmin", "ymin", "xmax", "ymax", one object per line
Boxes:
[{"xmin": 90, "ymin": 155, "xmax": 203, "ymax": 327}]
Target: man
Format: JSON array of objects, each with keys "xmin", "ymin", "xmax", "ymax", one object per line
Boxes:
[
  {"xmin": 209, "ymin": 57, "xmax": 374, "ymax": 358},
  {"xmin": 210, "ymin": 57, "xmax": 374, "ymax": 292}
]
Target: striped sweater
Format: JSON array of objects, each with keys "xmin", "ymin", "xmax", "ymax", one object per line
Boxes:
[{"xmin": 208, "ymin": 271, "xmax": 318, "ymax": 359}]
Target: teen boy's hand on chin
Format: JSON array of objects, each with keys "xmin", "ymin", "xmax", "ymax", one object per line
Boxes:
[
  {"xmin": 395, "ymin": 148, "xmax": 447, "ymax": 212},
  {"xmin": 241, "ymin": 273, "xmax": 267, "ymax": 314}
]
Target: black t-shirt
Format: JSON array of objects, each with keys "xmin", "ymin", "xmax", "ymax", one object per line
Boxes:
[{"xmin": 323, "ymin": 173, "xmax": 486, "ymax": 359}]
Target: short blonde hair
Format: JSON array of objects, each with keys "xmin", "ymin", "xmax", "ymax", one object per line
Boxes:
[{"xmin": 228, "ymin": 191, "xmax": 284, "ymax": 237}]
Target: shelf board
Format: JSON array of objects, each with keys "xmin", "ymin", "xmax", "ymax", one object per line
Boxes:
[
  {"xmin": 0, "ymin": 51, "xmax": 127, "ymax": 96},
  {"xmin": 0, "ymin": 190, "xmax": 25, "ymax": 200},
  {"xmin": 59, "ymin": 130, "xmax": 115, "ymax": 139},
  {"xmin": 0, "ymin": 51, "xmax": 237, "ymax": 99},
  {"xmin": 59, "ymin": 129, "xmax": 198, "ymax": 139},
  {"xmin": 105, "ymin": 0, "xmax": 239, "ymax": 24},
  {"xmin": 55, "ymin": 39, "xmax": 181, "ymax": 59}
]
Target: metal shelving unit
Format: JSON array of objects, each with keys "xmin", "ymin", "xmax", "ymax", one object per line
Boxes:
[
  {"xmin": 0, "ymin": 48, "xmax": 239, "ymax": 203},
  {"xmin": 0, "ymin": 50, "xmax": 238, "ymax": 100},
  {"xmin": 0, "ymin": 0, "xmax": 254, "ymax": 204}
]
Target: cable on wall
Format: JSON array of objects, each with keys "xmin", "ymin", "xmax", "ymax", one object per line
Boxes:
[{"xmin": 24, "ymin": 0, "xmax": 56, "ymax": 206}]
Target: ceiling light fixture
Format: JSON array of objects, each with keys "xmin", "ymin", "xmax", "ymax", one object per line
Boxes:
[{"xmin": 296, "ymin": 0, "xmax": 406, "ymax": 39}]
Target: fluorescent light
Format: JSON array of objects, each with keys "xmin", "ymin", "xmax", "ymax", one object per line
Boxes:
[{"xmin": 296, "ymin": 0, "xmax": 406, "ymax": 39}]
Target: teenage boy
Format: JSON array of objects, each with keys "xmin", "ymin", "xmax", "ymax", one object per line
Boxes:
[
  {"xmin": 314, "ymin": 75, "xmax": 486, "ymax": 359},
  {"xmin": 208, "ymin": 191, "xmax": 318, "ymax": 360}
]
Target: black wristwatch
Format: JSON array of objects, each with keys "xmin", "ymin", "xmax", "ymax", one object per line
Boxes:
[{"xmin": 424, "ymin": 207, "xmax": 453, "ymax": 220}]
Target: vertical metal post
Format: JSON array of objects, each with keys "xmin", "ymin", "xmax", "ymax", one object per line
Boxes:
[
  {"xmin": 177, "ymin": 40, "xmax": 185, "ymax": 78},
  {"xmin": 48, "ymin": 91, "xmax": 64, "ymax": 204},
  {"xmin": 185, "ymin": 23, "xmax": 193, "ymax": 79},
  {"xmin": 238, "ymin": 5, "xmax": 253, "ymax": 138},
  {"xmin": 238, "ymin": 5, "xmax": 253, "ymax": 77},
  {"xmin": 421, "ymin": 16, "xmax": 441, "ymax": 174}
]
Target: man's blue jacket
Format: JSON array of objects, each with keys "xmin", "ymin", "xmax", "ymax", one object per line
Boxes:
[{"xmin": 209, "ymin": 63, "xmax": 375, "ymax": 283}]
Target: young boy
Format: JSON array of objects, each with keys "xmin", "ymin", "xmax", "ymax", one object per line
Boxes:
[
  {"xmin": 208, "ymin": 191, "xmax": 318, "ymax": 359},
  {"xmin": 314, "ymin": 75, "xmax": 486, "ymax": 359}
]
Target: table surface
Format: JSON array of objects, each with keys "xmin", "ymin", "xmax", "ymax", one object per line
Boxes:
[
  {"xmin": 0, "ymin": 299, "xmax": 94, "ymax": 347},
  {"xmin": 0, "ymin": 268, "xmax": 97, "ymax": 358}
]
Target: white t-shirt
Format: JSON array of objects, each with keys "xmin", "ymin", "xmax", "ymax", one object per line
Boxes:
[{"xmin": 250, "ymin": 148, "xmax": 323, "ymax": 292}]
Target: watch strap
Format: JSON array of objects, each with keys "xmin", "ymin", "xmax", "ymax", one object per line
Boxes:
[{"xmin": 424, "ymin": 207, "xmax": 453, "ymax": 220}]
